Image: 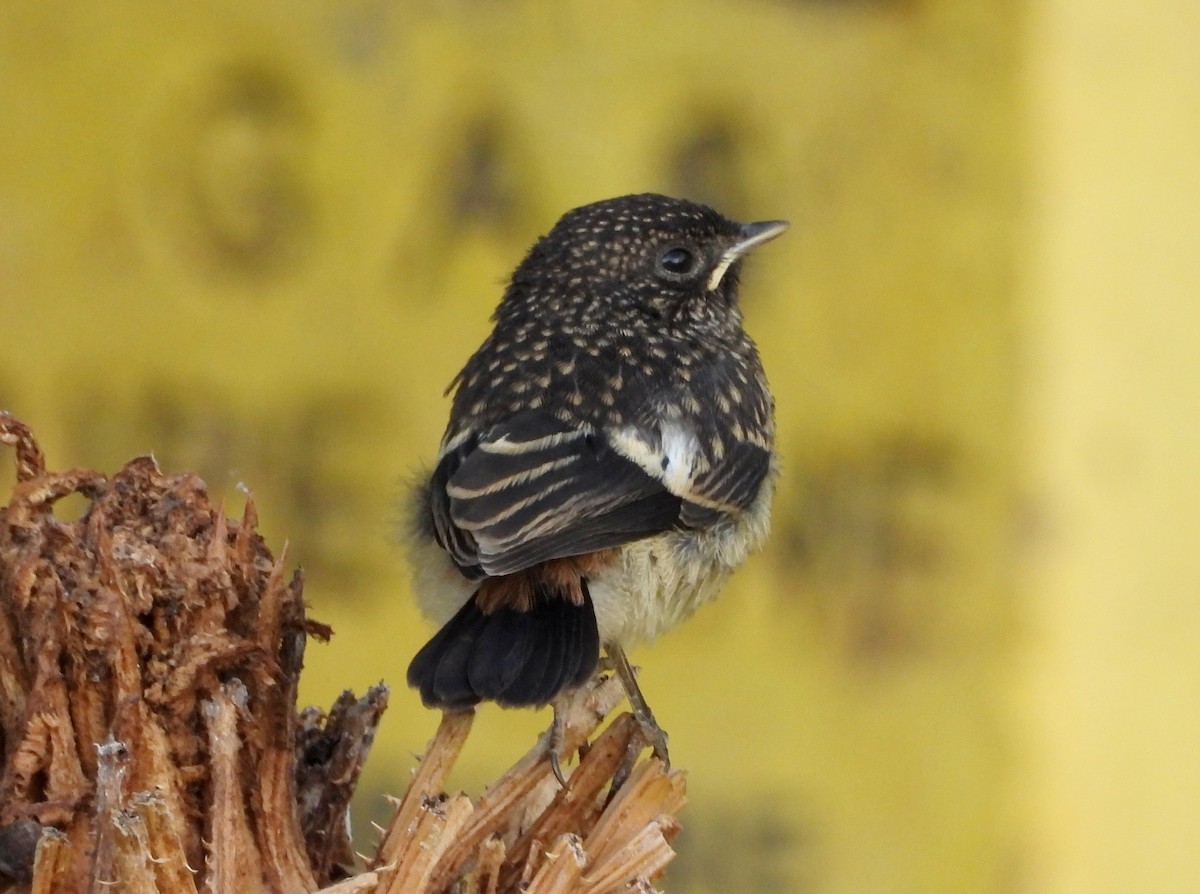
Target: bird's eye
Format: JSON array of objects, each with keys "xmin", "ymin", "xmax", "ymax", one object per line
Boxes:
[{"xmin": 659, "ymin": 246, "xmax": 699, "ymax": 278}]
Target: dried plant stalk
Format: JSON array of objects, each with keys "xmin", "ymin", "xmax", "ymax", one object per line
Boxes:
[{"xmin": 355, "ymin": 675, "xmax": 687, "ymax": 894}]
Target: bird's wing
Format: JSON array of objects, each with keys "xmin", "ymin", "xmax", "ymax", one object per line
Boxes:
[
  {"xmin": 431, "ymin": 412, "xmax": 683, "ymax": 577},
  {"xmin": 606, "ymin": 422, "xmax": 772, "ymax": 528},
  {"xmin": 679, "ymin": 437, "xmax": 772, "ymax": 526}
]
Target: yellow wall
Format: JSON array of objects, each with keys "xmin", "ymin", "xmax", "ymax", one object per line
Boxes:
[
  {"xmin": 0, "ymin": 2, "xmax": 1193, "ymax": 892},
  {"xmin": 1019, "ymin": 1, "xmax": 1200, "ymax": 891}
]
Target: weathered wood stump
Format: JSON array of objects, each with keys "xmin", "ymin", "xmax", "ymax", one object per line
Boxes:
[{"xmin": 0, "ymin": 414, "xmax": 684, "ymax": 894}]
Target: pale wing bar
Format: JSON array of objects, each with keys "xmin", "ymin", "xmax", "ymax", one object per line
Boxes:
[{"xmin": 432, "ymin": 413, "xmax": 679, "ymax": 577}]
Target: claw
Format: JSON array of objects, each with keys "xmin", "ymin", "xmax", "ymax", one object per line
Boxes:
[
  {"xmin": 548, "ymin": 748, "xmax": 567, "ymax": 787},
  {"xmin": 545, "ymin": 695, "xmax": 571, "ymax": 786}
]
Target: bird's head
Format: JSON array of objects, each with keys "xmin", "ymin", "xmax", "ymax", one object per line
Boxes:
[{"xmin": 503, "ymin": 193, "xmax": 787, "ymax": 328}]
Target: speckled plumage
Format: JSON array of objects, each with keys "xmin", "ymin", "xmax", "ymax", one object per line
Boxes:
[
  {"xmin": 406, "ymin": 193, "xmax": 785, "ymax": 714},
  {"xmin": 445, "ymin": 197, "xmax": 771, "ymax": 451}
]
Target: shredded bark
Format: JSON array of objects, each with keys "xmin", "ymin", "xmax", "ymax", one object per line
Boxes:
[{"xmin": 0, "ymin": 414, "xmax": 385, "ymax": 892}]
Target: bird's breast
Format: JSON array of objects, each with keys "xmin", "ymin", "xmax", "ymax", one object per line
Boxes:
[{"xmin": 587, "ymin": 472, "xmax": 775, "ymax": 646}]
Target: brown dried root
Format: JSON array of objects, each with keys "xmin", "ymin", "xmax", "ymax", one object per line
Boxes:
[{"xmin": 0, "ymin": 414, "xmax": 686, "ymax": 894}]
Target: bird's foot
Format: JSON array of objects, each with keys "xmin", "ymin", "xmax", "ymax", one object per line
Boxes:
[
  {"xmin": 632, "ymin": 711, "xmax": 670, "ymax": 766},
  {"xmin": 545, "ymin": 694, "xmax": 583, "ymax": 786},
  {"xmin": 545, "ymin": 706, "xmax": 568, "ymax": 786},
  {"xmin": 607, "ymin": 644, "xmax": 670, "ymax": 768}
]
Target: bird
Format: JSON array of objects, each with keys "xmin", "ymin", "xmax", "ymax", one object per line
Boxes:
[{"xmin": 405, "ymin": 192, "xmax": 786, "ymax": 777}]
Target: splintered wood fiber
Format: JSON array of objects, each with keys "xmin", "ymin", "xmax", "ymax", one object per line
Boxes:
[{"xmin": 0, "ymin": 414, "xmax": 386, "ymax": 892}]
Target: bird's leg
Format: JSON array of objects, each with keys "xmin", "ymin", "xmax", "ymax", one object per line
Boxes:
[{"xmin": 607, "ymin": 644, "xmax": 670, "ymax": 767}]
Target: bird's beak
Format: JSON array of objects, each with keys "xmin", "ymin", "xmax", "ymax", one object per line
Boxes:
[{"xmin": 707, "ymin": 220, "xmax": 790, "ymax": 291}]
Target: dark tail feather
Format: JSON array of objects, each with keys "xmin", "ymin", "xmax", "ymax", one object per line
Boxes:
[
  {"xmin": 406, "ymin": 601, "xmax": 489, "ymax": 711},
  {"xmin": 407, "ymin": 583, "xmax": 601, "ymax": 709}
]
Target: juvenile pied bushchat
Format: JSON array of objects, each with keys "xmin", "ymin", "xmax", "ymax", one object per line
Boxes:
[{"xmin": 405, "ymin": 193, "xmax": 786, "ymax": 772}]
